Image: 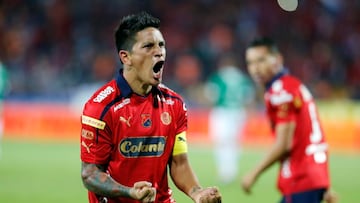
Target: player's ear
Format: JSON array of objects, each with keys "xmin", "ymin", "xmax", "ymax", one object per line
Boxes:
[{"xmin": 119, "ymin": 50, "xmax": 131, "ymax": 65}]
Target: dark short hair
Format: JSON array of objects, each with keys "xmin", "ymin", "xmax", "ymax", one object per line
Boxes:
[
  {"xmin": 115, "ymin": 11, "xmax": 160, "ymax": 53},
  {"xmin": 247, "ymin": 37, "xmax": 279, "ymax": 54}
]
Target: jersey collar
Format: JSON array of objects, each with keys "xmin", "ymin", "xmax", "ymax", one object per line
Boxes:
[
  {"xmin": 115, "ymin": 69, "xmax": 161, "ymax": 101},
  {"xmin": 116, "ymin": 69, "xmax": 133, "ymax": 98},
  {"xmin": 265, "ymin": 68, "xmax": 288, "ymax": 91}
]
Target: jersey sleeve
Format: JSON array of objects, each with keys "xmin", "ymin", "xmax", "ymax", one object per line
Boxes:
[
  {"xmin": 80, "ymin": 101, "xmax": 113, "ymax": 165},
  {"xmin": 175, "ymin": 99, "xmax": 188, "ymax": 135},
  {"xmin": 172, "ymin": 131, "xmax": 188, "ymax": 156},
  {"xmin": 170, "ymin": 97, "xmax": 188, "ymax": 156}
]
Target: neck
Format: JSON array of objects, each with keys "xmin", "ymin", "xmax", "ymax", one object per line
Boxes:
[
  {"xmin": 123, "ymin": 71, "xmax": 152, "ymax": 96},
  {"xmin": 265, "ymin": 68, "xmax": 288, "ymax": 91}
]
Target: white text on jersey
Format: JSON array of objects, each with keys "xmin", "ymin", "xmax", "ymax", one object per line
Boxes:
[{"xmin": 93, "ymin": 86, "xmax": 115, "ymax": 103}]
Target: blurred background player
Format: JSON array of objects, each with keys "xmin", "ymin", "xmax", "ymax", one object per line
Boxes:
[
  {"xmin": 0, "ymin": 61, "xmax": 9, "ymax": 159},
  {"xmin": 241, "ymin": 37, "xmax": 338, "ymax": 203},
  {"xmin": 204, "ymin": 53, "xmax": 254, "ymax": 184},
  {"xmin": 80, "ymin": 12, "xmax": 221, "ymax": 203}
]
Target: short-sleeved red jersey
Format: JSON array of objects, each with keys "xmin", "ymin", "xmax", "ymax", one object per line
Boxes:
[
  {"xmin": 80, "ymin": 72, "xmax": 187, "ymax": 203},
  {"xmin": 264, "ymin": 71, "xmax": 329, "ymax": 195}
]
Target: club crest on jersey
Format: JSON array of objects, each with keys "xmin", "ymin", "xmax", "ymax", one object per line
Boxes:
[
  {"xmin": 161, "ymin": 112, "xmax": 171, "ymax": 125},
  {"xmin": 119, "ymin": 137, "xmax": 166, "ymax": 157},
  {"xmin": 141, "ymin": 114, "xmax": 152, "ymax": 127}
]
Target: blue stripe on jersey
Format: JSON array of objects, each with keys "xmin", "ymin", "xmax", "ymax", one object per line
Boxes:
[
  {"xmin": 95, "ymin": 70, "xmax": 129, "ymax": 143},
  {"xmin": 96, "ymin": 96, "xmax": 123, "ymax": 143},
  {"xmin": 160, "ymin": 90, "xmax": 182, "ymax": 102}
]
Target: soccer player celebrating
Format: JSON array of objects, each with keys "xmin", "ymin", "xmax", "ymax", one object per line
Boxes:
[
  {"xmin": 241, "ymin": 37, "xmax": 337, "ymax": 203},
  {"xmin": 80, "ymin": 12, "xmax": 221, "ymax": 203}
]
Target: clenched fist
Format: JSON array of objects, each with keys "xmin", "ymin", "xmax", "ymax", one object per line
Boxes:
[
  {"xmin": 190, "ymin": 186, "xmax": 222, "ymax": 203},
  {"xmin": 129, "ymin": 181, "xmax": 156, "ymax": 203}
]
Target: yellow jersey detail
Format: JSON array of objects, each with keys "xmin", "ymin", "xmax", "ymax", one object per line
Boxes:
[
  {"xmin": 173, "ymin": 132, "xmax": 188, "ymax": 156},
  {"xmin": 81, "ymin": 115, "xmax": 106, "ymax": 130},
  {"xmin": 294, "ymin": 96, "xmax": 302, "ymax": 108}
]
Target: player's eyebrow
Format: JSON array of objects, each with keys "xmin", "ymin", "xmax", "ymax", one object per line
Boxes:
[
  {"xmin": 142, "ymin": 40, "xmax": 165, "ymax": 48},
  {"xmin": 142, "ymin": 42, "xmax": 154, "ymax": 48}
]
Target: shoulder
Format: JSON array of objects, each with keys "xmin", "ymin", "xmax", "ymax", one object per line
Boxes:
[
  {"xmin": 83, "ymin": 80, "xmax": 119, "ymax": 118},
  {"xmin": 281, "ymin": 75, "xmax": 303, "ymax": 88},
  {"xmin": 266, "ymin": 75, "xmax": 302, "ymax": 106},
  {"xmin": 269, "ymin": 75, "xmax": 302, "ymax": 93},
  {"xmin": 158, "ymin": 84, "xmax": 184, "ymax": 102}
]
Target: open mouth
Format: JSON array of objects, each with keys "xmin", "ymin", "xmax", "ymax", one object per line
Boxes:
[{"xmin": 153, "ymin": 61, "xmax": 164, "ymax": 73}]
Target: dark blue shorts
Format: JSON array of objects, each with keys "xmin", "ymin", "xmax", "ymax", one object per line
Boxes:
[{"xmin": 280, "ymin": 188, "xmax": 326, "ymax": 203}]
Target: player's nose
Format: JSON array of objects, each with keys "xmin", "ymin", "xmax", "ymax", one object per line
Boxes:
[{"xmin": 154, "ymin": 46, "xmax": 165, "ymax": 59}]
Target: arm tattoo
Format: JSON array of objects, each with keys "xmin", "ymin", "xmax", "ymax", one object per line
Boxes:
[
  {"xmin": 189, "ymin": 186, "xmax": 202, "ymax": 196},
  {"xmin": 81, "ymin": 162, "xmax": 131, "ymax": 198}
]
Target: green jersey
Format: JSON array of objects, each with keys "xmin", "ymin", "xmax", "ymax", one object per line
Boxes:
[
  {"xmin": 206, "ymin": 66, "xmax": 254, "ymax": 109},
  {"xmin": 0, "ymin": 62, "xmax": 8, "ymax": 101}
]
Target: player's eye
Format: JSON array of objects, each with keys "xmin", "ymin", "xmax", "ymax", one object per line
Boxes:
[
  {"xmin": 143, "ymin": 43, "xmax": 154, "ymax": 48},
  {"xmin": 257, "ymin": 57, "xmax": 267, "ymax": 63}
]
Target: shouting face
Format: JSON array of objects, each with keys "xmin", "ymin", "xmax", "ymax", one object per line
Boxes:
[{"xmin": 120, "ymin": 27, "xmax": 166, "ymax": 95}]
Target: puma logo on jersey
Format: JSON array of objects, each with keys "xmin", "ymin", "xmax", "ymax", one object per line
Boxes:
[
  {"xmin": 81, "ymin": 141, "xmax": 93, "ymax": 153},
  {"xmin": 120, "ymin": 116, "xmax": 131, "ymax": 127},
  {"xmin": 178, "ymin": 136, "xmax": 186, "ymax": 142}
]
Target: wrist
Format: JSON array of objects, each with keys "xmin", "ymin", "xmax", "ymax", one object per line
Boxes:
[{"xmin": 188, "ymin": 185, "xmax": 202, "ymax": 199}]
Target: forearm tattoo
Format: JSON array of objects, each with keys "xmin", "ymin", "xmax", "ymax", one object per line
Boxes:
[
  {"xmin": 189, "ymin": 185, "xmax": 202, "ymax": 196},
  {"xmin": 81, "ymin": 162, "xmax": 131, "ymax": 198}
]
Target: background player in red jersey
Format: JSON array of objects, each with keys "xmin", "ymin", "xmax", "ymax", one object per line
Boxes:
[
  {"xmin": 241, "ymin": 37, "xmax": 337, "ymax": 203},
  {"xmin": 80, "ymin": 11, "xmax": 221, "ymax": 203}
]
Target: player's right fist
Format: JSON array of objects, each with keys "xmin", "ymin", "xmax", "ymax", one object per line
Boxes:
[
  {"xmin": 190, "ymin": 186, "xmax": 222, "ymax": 203},
  {"xmin": 130, "ymin": 181, "xmax": 156, "ymax": 203}
]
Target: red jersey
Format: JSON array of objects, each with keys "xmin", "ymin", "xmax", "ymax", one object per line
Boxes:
[
  {"xmin": 264, "ymin": 72, "xmax": 329, "ymax": 195},
  {"xmin": 80, "ymin": 73, "xmax": 187, "ymax": 203}
]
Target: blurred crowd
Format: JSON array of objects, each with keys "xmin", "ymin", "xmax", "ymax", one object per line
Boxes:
[{"xmin": 1, "ymin": 0, "xmax": 360, "ymax": 106}]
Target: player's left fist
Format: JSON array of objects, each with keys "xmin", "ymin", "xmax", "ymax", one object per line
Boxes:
[
  {"xmin": 130, "ymin": 181, "xmax": 156, "ymax": 202},
  {"xmin": 191, "ymin": 186, "xmax": 222, "ymax": 203}
]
